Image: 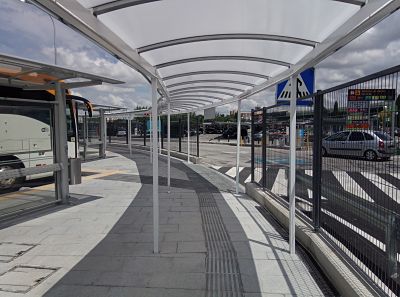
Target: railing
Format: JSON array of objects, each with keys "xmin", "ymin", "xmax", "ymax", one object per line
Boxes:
[
  {"xmin": 140, "ymin": 114, "xmax": 201, "ymax": 157},
  {"xmin": 251, "ymin": 64, "xmax": 400, "ymax": 296}
]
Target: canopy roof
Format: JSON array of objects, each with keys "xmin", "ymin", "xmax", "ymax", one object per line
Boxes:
[{"xmin": 34, "ymin": 0, "xmax": 400, "ymax": 113}]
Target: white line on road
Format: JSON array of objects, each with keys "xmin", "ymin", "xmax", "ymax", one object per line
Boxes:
[
  {"xmin": 333, "ymin": 171, "xmax": 374, "ymax": 202},
  {"xmin": 225, "ymin": 167, "xmax": 244, "ymax": 178},
  {"xmin": 271, "ymin": 169, "xmax": 287, "ymax": 196},
  {"xmin": 361, "ymin": 172, "xmax": 400, "ymax": 203}
]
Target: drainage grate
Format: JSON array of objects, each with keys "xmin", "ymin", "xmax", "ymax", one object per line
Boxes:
[
  {"xmin": 0, "ymin": 265, "xmax": 58, "ymax": 293},
  {"xmin": 198, "ymin": 192, "xmax": 244, "ymax": 297},
  {"xmin": 0, "ymin": 242, "xmax": 36, "ymax": 263}
]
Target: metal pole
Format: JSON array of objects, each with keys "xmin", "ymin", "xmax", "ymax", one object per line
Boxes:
[
  {"xmin": 126, "ymin": 119, "xmax": 129, "ymax": 144},
  {"xmin": 128, "ymin": 118, "xmax": 132, "ymax": 157},
  {"xmin": 187, "ymin": 112, "xmax": 190, "ymax": 163},
  {"xmin": 83, "ymin": 112, "xmax": 88, "ymax": 161},
  {"xmin": 54, "ymin": 82, "xmax": 69, "ymax": 203},
  {"xmin": 151, "ymin": 77, "xmax": 159, "ymax": 254},
  {"xmin": 262, "ymin": 107, "xmax": 267, "ymax": 188},
  {"xmin": 99, "ymin": 109, "xmax": 106, "ymax": 158},
  {"xmin": 150, "ymin": 116, "xmax": 153, "ymax": 163},
  {"xmin": 167, "ymin": 99, "xmax": 171, "ymax": 191},
  {"xmin": 179, "ymin": 117, "xmax": 182, "ymax": 152},
  {"xmin": 289, "ymin": 75, "xmax": 297, "ymax": 254},
  {"xmin": 108, "ymin": 119, "xmax": 111, "ymax": 144},
  {"xmin": 196, "ymin": 116, "xmax": 200, "ymax": 157},
  {"xmin": 251, "ymin": 109, "xmax": 255, "ymax": 183},
  {"xmin": 161, "ymin": 117, "xmax": 164, "ymax": 150},
  {"xmin": 312, "ymin": 92, "xmax": 323, "ymax": 231},
  {"xmin": 143, "ymin": 118, "xmax": 146, "ymax": 146},
  {"xmin": 158, "ymin": 115, "xmax": 161, "ymax": 155},
  {"xmin": 236, "ymin": 100, "xmax": 242, "ymax": 194}
]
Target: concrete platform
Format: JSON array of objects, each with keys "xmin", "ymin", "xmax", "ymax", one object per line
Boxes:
[{"xmin": 0, "ymin": 146, "xmax": 336, "ymax": 297}]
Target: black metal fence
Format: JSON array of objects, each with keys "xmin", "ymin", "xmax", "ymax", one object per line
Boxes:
[
  {"xmin": 137, "ymin": 114, "xmax": 201, "ymax": 157},
  {"xmin": 251, "ymin": 65, "xmax": 400, "ymax": 296}
]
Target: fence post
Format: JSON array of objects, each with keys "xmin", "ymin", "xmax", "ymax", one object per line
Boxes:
[
  {"xmin": 312, "ymin": 91, "xmax": 323, "ymax": 231},
  {"xmin": 143, "ymin": 118, "xmax": 146, "ymax": 146},
  {"xmin": 196, "ymin": 116, "xmax": 200, "ymax": 157},
  {"xmin": 178, "ymin": 117, "xmax": 182, "ymax": 152},
  {"xmin": 251, "ymin": 109, "xmax": 255, "ymax": 183},
  {"xmin": 262, "ymin": 107, "xmax": 267, "ymax": 188}
]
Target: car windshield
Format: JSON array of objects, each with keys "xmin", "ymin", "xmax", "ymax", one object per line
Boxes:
[{"xmin": 374, "ymin": 131, "xmax": 392, "ymax": 141}]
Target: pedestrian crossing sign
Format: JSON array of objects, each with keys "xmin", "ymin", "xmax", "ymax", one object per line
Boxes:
[{"xmin": 276, "ymin": 68, "xmax": 315, "ymax": 100}]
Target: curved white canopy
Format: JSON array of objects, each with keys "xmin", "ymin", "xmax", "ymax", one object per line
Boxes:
[{"xmin": 34, "ymin": 0, "xmax": 400, "ymax": 113}]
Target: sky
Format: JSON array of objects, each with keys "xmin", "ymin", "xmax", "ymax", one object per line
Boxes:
[{"xmin": 1, "ymin": 0, "xmax": 400, "ymax": 114}]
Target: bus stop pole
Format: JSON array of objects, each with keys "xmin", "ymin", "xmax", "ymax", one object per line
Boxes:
[
  {"xmin": 235, "ymin": 99, "xmax": 242, "ymax": 194},
  {"xmin": 289, "ymin": 75, "xmax": 297, "ymax": 254},
  {"xmin": 54, "ymin": 82, "xmax": 69, "ymax": 203},
  {"xmin": 167, "ymin": 99, "xmax": 171, "ymax": 191},
  {"xmin": 151, "ymin": 77, "xmax": 159, "ymax": 253},
  {"xmin": 187, "ymin": 112, "xmax": 190, "ymax": 163},
  {"xmin": 128, "ymin": 118, "xmax": 132, "ymax": 157}
]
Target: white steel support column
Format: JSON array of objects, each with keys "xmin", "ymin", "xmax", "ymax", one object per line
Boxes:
[
  {"xmin": 128, "ymin": 118, "xmax": 132, "ymax": 157},
  {"xmin": 151, "ymin": 77, "xmax": 159, "ymax": 254},
  {"xmin": 150, "ymin": 116, "xmax": 153, "ymax": 163},
  {"xmin": 187, "ymin": 112, "xmax": 190, "ymax": 163},
  {"xmin": 289, "ymin": 75, "xmax": 297, "ymax": 254},
  {"xmin": 54, "ymin": 82, "xmax": 69, "ymax": 203},
  {"xmin": 235, "ymin": 99, "xmax": 242, "ymax": 194},
  {"xmin": 167, "ymin": 99, "xmax": 171, "ymax": 191}
]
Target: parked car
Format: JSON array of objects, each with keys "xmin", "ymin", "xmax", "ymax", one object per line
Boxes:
[
  {"xmin": 322, "ymin": 130, "xmax": 395, "ymax": 161},
  {"xmin": 116, "ymin": 129, "xmax": 127, "ymax": 136}
]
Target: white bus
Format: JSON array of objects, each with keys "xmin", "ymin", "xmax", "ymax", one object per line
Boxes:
[{"xmin": 0, "ymin": 87, "xmax": 93, "ymax": 190}]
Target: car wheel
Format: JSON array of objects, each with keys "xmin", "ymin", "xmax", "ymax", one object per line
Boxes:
[
  {"xmin": 364, "ymin": 150, "xmax": 377, "ymax": 161},
  {"xmin": 0, "ymin": 162, "xmax": 24, "ymax": 190},
  {"xmin": 322, "ymin": 147, "xmax": 327, "ymax": 157}
]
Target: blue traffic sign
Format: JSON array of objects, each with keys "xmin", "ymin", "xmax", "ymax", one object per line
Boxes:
[
  {"xmin": 276, "ymin": 68, "xmax": 315, "ymax": 100},
  {"xmin": 276, "ymin": 100, "xmax": 313, "ymax": 106}
]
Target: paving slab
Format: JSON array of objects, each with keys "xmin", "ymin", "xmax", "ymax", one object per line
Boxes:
[{"xmin": 0, "ymin": 148, "xmax": 336, "ymax": 297}]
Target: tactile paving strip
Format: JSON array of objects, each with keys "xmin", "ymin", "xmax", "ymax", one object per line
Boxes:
[{"xmin": 198, "ymin": 192, "xmax": 244, "ymax": 297}]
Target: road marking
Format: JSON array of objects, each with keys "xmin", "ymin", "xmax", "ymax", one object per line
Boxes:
[
  {"xmin": 225, "ymin": 167, "xmax": 244, "ymax": 178},
  {"xmin": 271, "ymin": 169, "xmax": 287, "ymax": 196},
  {"xmin": 332, "ymin": 171, "xmax": 374, "ymax": 202},
  {"xmin": 245, "ymin": 174, "xmax": 252, "ymax": 183},
  {"xmin": 211, "ymin": 165, "xmax": 222, "ymax": 170},
  {"xmin": 361, "ymin": 172, "xmax": 400, "ymax": 203},
  {"xmin": 307, "ymin": 189, "xmax": 327, "ymax": 200}
]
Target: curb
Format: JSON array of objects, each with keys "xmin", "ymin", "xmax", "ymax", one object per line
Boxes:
[{"xmin": 245, "ymin": 182, "xmax": 381, "ymax": 297}]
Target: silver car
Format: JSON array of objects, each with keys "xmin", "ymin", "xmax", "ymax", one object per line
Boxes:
[{"xmin": 322, "ymin": 130, "xmax": 395, "ymax": 161}]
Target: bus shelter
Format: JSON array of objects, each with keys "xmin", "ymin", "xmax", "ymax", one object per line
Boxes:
[
  {"xmin": 0, "ymin": 53, "xmax": 122, "ymax": 218},
  {"xmin": 35, "ymin": 0, "xmax": 400, "ymax": 254}
]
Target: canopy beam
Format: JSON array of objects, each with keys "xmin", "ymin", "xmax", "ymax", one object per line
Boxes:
[
  {"xmin": 170, "ymin": 85, "xmax": 245, "ymax": 94},
  {"xmin": 167, "ymin": 79, "xmax": 255, "ymax": 88},
  {"xmin": 170, "ymin": 94, "xmax": 225, "ymax": 101},
  {"xmin": 156, "ymin": 56, "xmax": 291, "ymax": 69},
  {"xmin": 138, "ymin": 33, "xmax": 317, "ymax": 53},
  {"xmin": 163, "ymin": 70, "xmax": 270, "ymax": 81}
]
